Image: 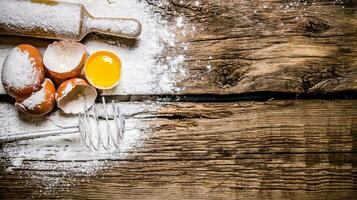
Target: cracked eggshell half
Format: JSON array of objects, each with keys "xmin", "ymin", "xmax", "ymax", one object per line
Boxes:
[
  {"xmin": 1, "ymin": 44, "xmax": 45, "ymax": 101},
  {"xmin": 56, "ymin": 78, "xmax": 97, "ymax": 114},
  {"xmin": 43, "ymin": 41, "xmax": 87, "ymax": 80},
  {"xmin": 15, "ymin": 78, "xmax": 56, "ymax": 117}
]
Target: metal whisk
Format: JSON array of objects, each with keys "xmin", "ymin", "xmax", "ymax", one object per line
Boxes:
[{"xmin": 0, "ymin": 97, "xmax": 125, "ymax": 150}]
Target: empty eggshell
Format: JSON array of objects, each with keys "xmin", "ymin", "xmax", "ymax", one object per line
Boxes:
[
  {"xmin": 43, "ymin": 41, "xmax": 87, "ymax": 80},
  {"xmin": 15, "ymin": 78, "xmax": 56, "ymax": 117},
  {"xmin": 1, "ymin": 44, "xmax": 45, "ymax": 100},
  {"xmin": 56, "ymin": 78, "xmax": 97, "ymax": 114}
]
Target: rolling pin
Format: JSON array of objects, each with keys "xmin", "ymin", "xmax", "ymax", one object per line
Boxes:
[{"xmin": 0, "ymin": 0, "xmax": 142, "ymax": 41}]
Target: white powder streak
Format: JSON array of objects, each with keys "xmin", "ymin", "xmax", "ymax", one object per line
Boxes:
[
  {"xmin": 0, "ymin": 0, "xmax": 190, "ymax": 95},
  {"xmin": 2, "ymin": 47, "xmax": 39, "ymax": 89},
  {"xmin": 20, "ymin": 84, "xmax": 46, "ymax": 109},
  {"xmin": 0, "ymin": 0, "xmax": 192, "ymax": 194},
  {"xmin": 2, "ymin": 119, "xmax": 144, "ymax": 165},
  {"xmin": 0, "ymin": 101, "xmax": 159, "ymax": 192},
  {"xmin": 77, "ymin": 0, "xmax": 187, "ymax": 94},
  {"xmin": 86, "ymin": 17, "xmax": 141, "ymax": 36},
  {"xmin": 43, "ymin": 41, "xmax": 86, "ymax": 73},
  {"xmin": 193, "ymin": 1, "xmax": 201, "ymax": 7},
  {"xmin": 176, "ymin": 16, "xmax": 185, "ymax": 28},
  {"xmin": 0, "ymin": 0, "xmax": 81, "ymax": 38},
  {"xmin": 63, "ymin": 82, "xmax": 73, "ymax": 95}
]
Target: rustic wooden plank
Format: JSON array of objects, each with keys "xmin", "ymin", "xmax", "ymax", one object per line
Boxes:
[
  {"xmin": 171, "ymin": 0, "xmax": 357, "ymax": 94},
  {"xmin": 0, "ymin": 100, "xmax": 356, "ymax": 199},
  {"xmin": 0, "ymin": 0, "xmax": 356, "ymax": 95}
]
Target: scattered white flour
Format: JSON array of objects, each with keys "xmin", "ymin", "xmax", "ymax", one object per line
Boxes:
[
  {"xmin": 176, "ymin": 17, "xmax": 185, "ymax": 29},
  {"xmin": 193, "ymin": 1, "xmax": 201, "ymax": 7},
  {"xmin": 57, "ymin": 85, "xmax": 97, "ymax": 114},
  {"xmin": 63, "ymin": 82, "xmax": 74, "ymax": 95},
  {"xmin": 43, "ymin": 41, "xmax": 86, "ymax": 73},
  {"xmin": 86, "ymin": 17, "xmax": 141, "ymax": 38},
  {"xmin": 76, "ymin": 0, "xmax": 188, "ymax": 94},
  {"xmin": 1, "ymin": 47, "xmax": 39, "ymax": 89},
  {"xmin": 0, "ymin": 0, "xmax": 81, "ymax": 38},
  {"xmin": 0, "ymin": 45, "xmax": 11, "ymax": 94},
  {"xmin": 0, "ymin": 0, "xmax": 193, "ymax": 195},
  {"xmin": 0, "ymin": 0, "xmax": 191, "ymax": 95},
  {"xmin": 17, "ymin": 81, "xmax": 46, "ymax": 110},
  {"xmin": 0, "ymin": 101, "xmax": 159, "ymax": 193}
]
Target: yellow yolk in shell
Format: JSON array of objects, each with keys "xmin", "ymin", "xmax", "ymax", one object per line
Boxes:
[{"xmin": 85, "ymin": 51, "xmax": 121, "ymax": 89}]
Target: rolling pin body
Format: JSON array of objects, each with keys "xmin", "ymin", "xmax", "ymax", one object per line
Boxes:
[{"xmin": 0, "ymin": 0, "xmax": 141, "ymax": 40}]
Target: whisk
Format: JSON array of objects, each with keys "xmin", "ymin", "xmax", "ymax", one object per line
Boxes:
[{"xmin": 0, "ymin": 97, "xmax": 125, "ymax": 150}]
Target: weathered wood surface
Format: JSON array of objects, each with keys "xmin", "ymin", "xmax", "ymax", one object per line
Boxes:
[
  {"xmin": 0, "ymin": 100, "xmax": 356, "ymax": 199},
  {"xmin": 0, "ymin": 0, "xmax": 356, "ymax": 95},
  {"xmin": 171, "ymin": 0, "xmax": 357, "ymax": 94},
  {"xmin": 0, "ymin": 0, "xmax": 357, "ymax": 199}
]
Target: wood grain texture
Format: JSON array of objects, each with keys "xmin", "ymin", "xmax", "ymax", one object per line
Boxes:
[
  {"xmin": 0, "ymin": 100, "xmax": 356, "ymax": 199},
  {"xmin": 169, "ymin": 0, "xmax": 357, "ymax": 94},
  {"xmin": 0, "ymin": 0, "xmax": 356, "ymax": 199},
  {"xmin": 0, "ymin": 0, "xmax": 356, "ymax": 95}
]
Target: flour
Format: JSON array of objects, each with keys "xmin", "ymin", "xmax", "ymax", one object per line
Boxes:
[
  {"xmin": 86, "ymin": 17, "xmax": 141, "ymax": 38},
  {"xmin": 0, "ymin": 0, "xmax": 191, "ymax": 195},
  {"xmin": 193, "ymin": 1, "xmax": 201, "ymax": 7},
  {"xmin": 63, "ymin": 82, "xmax": 74, "ymax": 95},
  {"xmin": 1, "ymin": 119, "xmax": 147, "ymax": 193},
  {"xmin": 43, "ymin": 41, "xmax": 86, "ymax": 73},
  {"xmin": 176, "ymin": 17, "xmax": 185, "ymax": 29},
  {"xmin": 0, "ymin": 0, "xmax": 190, "ymax": 95},
  {"xmin": 75, "ymin": 0, "xmax": 188, "ymax": 94},
  {"xmin": 57, "ymin": 85, "xmax": 97, "ymax": 114},
  {"xmin": 19, "ymin": 82, "xmax": 46, "ymax": 109},
  {"xmin": 0, "ymin": 0, "xmax": 81, "ymax": 38},
  {"xmin": 1, "ymin": 47, "xmax": 39, "ymax": 90},
  {"xmin": 0, "ymin": 101, "xmax": 159, "ymax": 193}
]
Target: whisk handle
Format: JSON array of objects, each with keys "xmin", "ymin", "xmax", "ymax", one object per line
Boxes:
[{"xmin": 0, "ymin": 126, "xmax": 79, "ymax": 143}]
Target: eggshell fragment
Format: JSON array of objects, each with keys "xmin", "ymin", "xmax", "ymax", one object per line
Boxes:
[
  {"xmin": 15, "ymin": 79, "xmax": 56, "ymax": 117},
  {"xmin": 43, "ymin": 41, "xmax": 87, "ymax": 80},
  {"xmin": 1, "ymin": 44, "xmax": 45, "ymax": 100},
  {"xmin": 56, "ymin": 78, "xmax": 97, "ymax": 114}
]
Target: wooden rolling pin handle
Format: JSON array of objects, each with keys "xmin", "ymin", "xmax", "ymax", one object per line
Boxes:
[{"xmin": 85, "ymin": 16, "xmax": 142, "ymax": 39}]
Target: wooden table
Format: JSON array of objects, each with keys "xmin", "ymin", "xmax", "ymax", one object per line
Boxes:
[{"xmin": 1, "ymin": 0, "xmax": 357, "ymax": 199}]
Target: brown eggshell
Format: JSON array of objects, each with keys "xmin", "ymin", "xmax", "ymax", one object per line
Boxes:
[
  {"xmin": 56, "ymin": 78, "xmax": 97, "ymax": 114},
  {"xmin": 43, "ymin": 41, "xmax": 87, "ymax": 80},
  {"xmin": 45, "ymin": 69, "xmax": 65, "ymax": 87},
  {"xmin": 15, "ymin": 79, "xmax": 56, "ymax": 117},
  {"xmin": 1, "ymin": 44, "xmax": 45, "ymax": 101}
]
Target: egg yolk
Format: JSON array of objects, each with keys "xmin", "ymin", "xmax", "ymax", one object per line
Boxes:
[{"xmin": 85, "ymin": 51, "xmax": 121, "ymax": 89}]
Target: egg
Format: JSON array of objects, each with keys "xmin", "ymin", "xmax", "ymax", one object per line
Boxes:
[
  {"xmin": 56, "ymin": 78, "xmax": 97, "ymax": 114},
  {"xmin": 15, "ymin": 79, "xmax": 56, "ymax": 117},
  {"xmin": 1, "ymin": 44, "xmax": 45, "ymax": 100},
  {"xmin": 84, "ymin": 51, "xmax": 121, "ymax": 90},
  {"xmin": 43, "ymin": 41, "xmax": 87, "ymax": 80}
]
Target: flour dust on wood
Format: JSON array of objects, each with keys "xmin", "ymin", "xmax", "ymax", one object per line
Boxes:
[
  {"xmin": 79, "ymin": 0, "xmax": 190, "ymax": 94},
  {"xmin": 0, "ymin": 0, "xmax": 193, "ymax": 95},
  {"xmin": 0, "ymin": 0, "xmax": 193, "ymax": 194},
  {"xmin": 0, "ymin": 102, "xmax": 159, "ymax": 196}
]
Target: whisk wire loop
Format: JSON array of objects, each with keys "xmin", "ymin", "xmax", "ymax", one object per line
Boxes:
[
  {"xmin": 0, "ymin": 97, "xmax": 125, "ymax": 151},
  {"xmin": 78, "ymin": 97, "xmax": 125, "ymax": 150}
]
